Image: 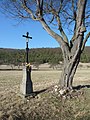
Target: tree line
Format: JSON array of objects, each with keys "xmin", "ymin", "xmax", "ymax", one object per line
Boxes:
[{"xmin": 0, "ymin": 47, "xmax": 90, "ymax": 66}]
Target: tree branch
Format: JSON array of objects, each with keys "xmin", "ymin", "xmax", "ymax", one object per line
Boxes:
[
  {"xmin": 39, "ymin": 17, "xmax": 70, "ymax": 63},
  {"xmin": 82, "ymin": 32, "xmax": 90, "ymax": 51},
  {"xmin": 22, "ymin": 1, "xmax": 41, "ymax": 21},
  {"xmin": 76, "ymin": 0, "xmax": 87, "ymax": 29},
  {"xmin": 56, "ymin": 14, "xmax": 69, "ymax": 44},
  {"xmin": 71, "ymin": 0, "xmax": 87, "ymax": 43},
  {"xmin": 48, "ymin": 7, "xmax": 69, "ymax": 44},
  {"xmin": 40, "ymin": 18, "xmax": 65, "ymax": 45},
  {"xmin": 36, "ymin": 0, "xmax": 43, "ymax": 16}
]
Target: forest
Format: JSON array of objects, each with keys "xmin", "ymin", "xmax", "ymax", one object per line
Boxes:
[{"xmin": 0, "ymin": 47, "xmax": 90, "ymax": 65}]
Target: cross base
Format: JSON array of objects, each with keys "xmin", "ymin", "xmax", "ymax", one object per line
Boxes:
[{"xmin": 20, "ymin": 67, "xmax": 33, "ymax": 97}]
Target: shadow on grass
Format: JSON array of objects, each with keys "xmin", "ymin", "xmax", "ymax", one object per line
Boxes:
[
  {"xmin": 73, "ymin": 85, "xmax": 90, "ymax": 90},
  {"xmin": 34, "ymin": 88, "xmax": 48, "ymax": 95},
  {"xmin": 34, "ymin": 84, "xmax": 90, "ymax": 96},
  {"xmin": 25, "ymin": 85, "xmax": 54, "ymax": 98},
  {"xmin": 33, "ymin": 84, "xmax": 54, "ymax": 96}
]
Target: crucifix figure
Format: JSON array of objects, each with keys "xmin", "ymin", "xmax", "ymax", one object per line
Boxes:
[{"xmin": 20, "ymin": 32, "xmax": 33, "ymax": 97}]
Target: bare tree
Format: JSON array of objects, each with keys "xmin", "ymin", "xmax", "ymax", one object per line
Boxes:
[{"xmin": 0, "ymin": 0, "xmax": 90, "ymax": 91}]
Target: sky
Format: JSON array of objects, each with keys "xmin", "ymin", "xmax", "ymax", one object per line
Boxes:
[
  {"xmin": 0, "ymin": 13, "xmax": 60, "ymax": 49},
  {"xmin": 0, "ymin": 12, "xmax": 90, "ymax": 49}
]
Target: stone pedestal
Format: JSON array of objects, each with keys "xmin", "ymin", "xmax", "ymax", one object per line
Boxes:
[{"xmin": 20, "ymin": 67, "xmax": 33, "ymax": 97}]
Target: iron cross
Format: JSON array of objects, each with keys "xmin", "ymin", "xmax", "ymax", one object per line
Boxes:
[
  {"xmin": 22, "ymin": 32, "xmax": 32, "ymax": 64},
  {"xmin": 23, "ymin": 32, "xmax": 32, "ymax": 41}
]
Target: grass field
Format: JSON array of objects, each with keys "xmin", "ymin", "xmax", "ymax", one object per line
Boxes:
[{"xmin": 0, "ymin": 69, "xmax": 90, "ymax": 120}]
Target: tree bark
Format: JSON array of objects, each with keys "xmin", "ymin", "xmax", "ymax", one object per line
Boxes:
[
  {"xmin": 60, "ymin": 54, "xmax": 81, "ymax": 90},
  {"xmin": 60, "ymin": 34, "xmax": 83, "ymax": 90}
]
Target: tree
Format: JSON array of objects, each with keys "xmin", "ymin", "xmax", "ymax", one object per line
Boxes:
[{"xmin": 0, "ymin": 0, "xmax": 90, "ymax": 91}]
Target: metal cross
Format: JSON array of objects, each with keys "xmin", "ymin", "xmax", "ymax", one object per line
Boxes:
[
  {"xmin": 22, "ymin": 32, "xmax": 32, "ymax": 64},
  {"xmin": 23, "ymin": 32, "xmax": 32, "ymax": 41}
]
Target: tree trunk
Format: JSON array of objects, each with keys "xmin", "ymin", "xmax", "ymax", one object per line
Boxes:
[
  {"xmin": 60, "ymin": 36, "xmax": 83, "ymax": 90},
  {"xmin": 60, "ymin": 56, "xmax": 80, "ymax": 90}
]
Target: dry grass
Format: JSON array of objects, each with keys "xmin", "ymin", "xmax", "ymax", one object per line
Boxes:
[
  {"xmin": 74, "ymin": 69, "xmax": 90, "ymax": 86},
  {"xmin": 0, "ymin": 69, "xmax": 90, "ymax": 120}
]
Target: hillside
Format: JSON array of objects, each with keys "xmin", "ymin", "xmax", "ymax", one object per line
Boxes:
[{"xmin": 0, "ymin": 47, "xmax": 90, "ymax": 65}]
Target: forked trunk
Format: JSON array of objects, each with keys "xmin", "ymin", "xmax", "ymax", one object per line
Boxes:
[
  {"xmin": 60, "ymin": 55, "xmax": 80, "ymax": 90},
  {"xmin": 59, "ymin": 35, "xmax": 83, "ymax": 90}
]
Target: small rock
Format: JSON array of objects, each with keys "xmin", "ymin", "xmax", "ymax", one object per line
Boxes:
[
  {"xmin": 35, "ymin": 94, "xmax": 41, "ymax": 99},
  {"xmin": 62, "ymin": 95, "xmax": 66, "ymax": 99},
  {"xmin": 54, "ymin": 85, "xmax": 58, "ymax": 92},
  {"xmin": 54, "ymin": 85, "xmax": 58, "ymax": 88},
  {"xmin": 27, "ymin": 99, "xmax": 29, "ymax": 102},
  {"xmin": 59, "ymin": 89, "xmax": 66, "ymax": 95},
  {"xmin": 54, "ymin": 88, "xmax": 58, "ymax": 92}
]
